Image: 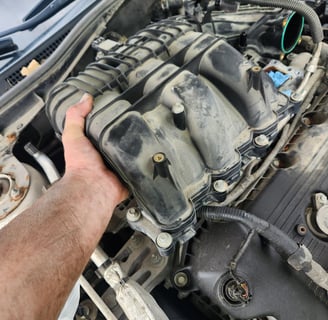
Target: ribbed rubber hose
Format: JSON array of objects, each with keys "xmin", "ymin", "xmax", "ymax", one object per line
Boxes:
[
  {"xmin": 198, "ymin": 206, "xmax": 299, "ymax": 258},
  {"xmin": 236, "ymin": 0, "xmax": 323, "ymax": 43}
]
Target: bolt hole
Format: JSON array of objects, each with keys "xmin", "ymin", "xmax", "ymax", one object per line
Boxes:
[
  {"xmin": 252, "ymin": 66, "xmax": 262, "ymax": 72},
  {"xmin": 302, "ymin": 111, "xmax": 328, "ymax": 126},
  {"xmin": 296, "ymin": 224, "xmax": 307, "ymax": 236},
  {"xmin": 274, "ymin": 152, "xmax": 299, "ymax": 169}
]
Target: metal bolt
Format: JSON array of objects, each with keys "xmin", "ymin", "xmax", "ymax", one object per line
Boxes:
[
  {"xmin": 174, "ymin": 272, "xmax": 189, "ymax": 288},
  {"xmin": 156, "ymin": 232, "xmax": 173, "ymax": 249},
  {"xmin": 254, "ymin": 134, "xmax": 269, "ymax": 147},
  {"xmin": 213, "ymin": 180, "xmax": 228, "ymax": 193},
  {"xmin": 126, "ymin": 208, "xmax": 141, "ymax": 222}
]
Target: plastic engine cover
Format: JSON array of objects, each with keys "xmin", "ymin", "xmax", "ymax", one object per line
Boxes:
[{"xmin": 46, "ymin": 18, "xmax": 294, "ymax": 233}]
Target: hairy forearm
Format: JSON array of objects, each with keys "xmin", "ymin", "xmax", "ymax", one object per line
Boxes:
[{"xmin": 0, "ymin": 172, "xmax": 120, "ymax": 320}]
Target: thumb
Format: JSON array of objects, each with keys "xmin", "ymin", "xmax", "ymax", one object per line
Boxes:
[{"xmin": 63, "ymin": 93, "xmax": 93, "ymax": 141}]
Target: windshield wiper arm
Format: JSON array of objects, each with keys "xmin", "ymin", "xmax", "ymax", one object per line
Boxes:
[
  {"xmin": 0, "ymin": 0, "xmax": 76, "ymax": 38},
  {"xmin": 0, "ymin": 38, "xmax": 18, "ymax": 55},
  {"xmin": 23, "ymin": 0, "xmax": 56, "ymax": 22}
]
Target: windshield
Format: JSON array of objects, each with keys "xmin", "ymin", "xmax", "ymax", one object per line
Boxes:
[{"xmin": 0, "ymin": 0, "xmax": 73, "ymax": 63}]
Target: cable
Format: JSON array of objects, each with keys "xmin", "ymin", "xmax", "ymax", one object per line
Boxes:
[
  {"xmin": 198, "ymin": 206, "xmax": 328, "ymax": 291},
  {"xmin": 198, "ymin": 206, "xmax": 298, "ymax": 256}
]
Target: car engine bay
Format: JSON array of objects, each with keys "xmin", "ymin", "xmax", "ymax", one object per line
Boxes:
[{"xmin": 0, "ymin": 0, "xmax": 328, "ymax": 319}]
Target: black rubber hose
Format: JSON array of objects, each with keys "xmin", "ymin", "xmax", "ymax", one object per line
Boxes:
[
  {"xmin": 234, "ymin": 0, "xmax": 323, "ymax": 43},
  {"xmin": 198, "ymin": 206, "xmax": 299, "ymax": 258}
]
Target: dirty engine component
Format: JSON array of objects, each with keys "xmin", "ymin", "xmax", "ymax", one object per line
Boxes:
[
  {"xmin": 46, "ymin": 17, "xmax": 303, "ymax": 254},
  {"xmin": 1, "ymin": 0, "xmax": 328, "ymax": 319}
]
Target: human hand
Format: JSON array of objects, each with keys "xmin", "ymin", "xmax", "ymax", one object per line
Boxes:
[
  {"xmin": 0, "ymin": 95, "xmax": 129, "ymax": 320},
  {"xmin": 62, "ymin": 93, "xmax": 128, "ymax": 205}
]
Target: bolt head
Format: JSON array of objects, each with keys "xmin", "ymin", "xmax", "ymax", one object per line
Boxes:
[
  {"xmin": 213, "ymin": 180, "xmax": 228, "ymax": 193},
  {"xmin": 156, "ymin": 232, "xmax": 173, "ymax": 249},
  {"xmin": 254, "ymin": 134, "xmax": 269, "ymax": 147},
  {"xmin": 126, "ymin": 208, "xmax": 141, "ymax": 222},
  {"xmin": 174, "ymin": 272, "xmax": 188, "ymax": 288}
]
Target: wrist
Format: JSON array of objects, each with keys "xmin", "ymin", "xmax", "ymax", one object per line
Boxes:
[{"xmin": 62, "ymin": 167, "xmax": 127, "ymax": 211}]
